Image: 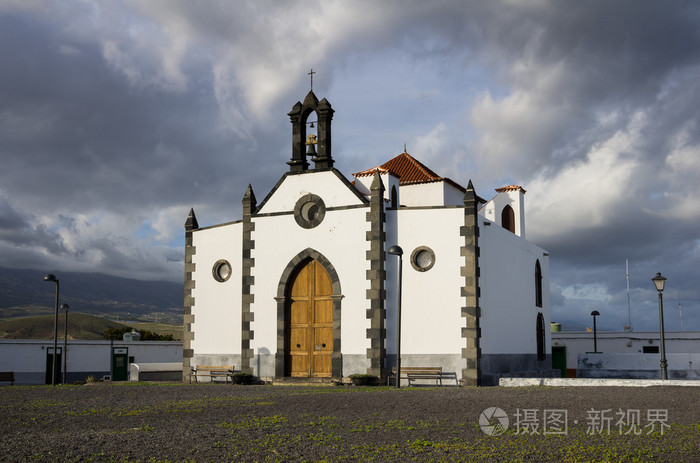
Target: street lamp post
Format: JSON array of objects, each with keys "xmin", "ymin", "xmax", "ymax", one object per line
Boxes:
[
  {"xmin": 590, "ymin": 310, "xmax": 600, "ymax": 353},
  {"xmin": 387, "ymin": 245, "xmax": 403, "ymax": 388},
  {"xmin": 652, "ymin": 273, "xmax": 668, "ymax": 380},
  {"xmin": 62, "ymin": 304, "xmax": 69, "ymax": 384},
  {"xmin": 43, "ymin": 274, "xmax": 60, "ymax": 386}
]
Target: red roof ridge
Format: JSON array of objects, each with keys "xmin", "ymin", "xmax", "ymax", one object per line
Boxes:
[
  {"xmin": 352, "ymin": 166, "xmax": 395, "ymax": 178},
  {"xmin": 392, "ymin": 151, "xmax": 441, "ymax": 181},
  {"xmin": 495, "ymin": 185, "xmax": 527, "ymax": 194},
  {"xmin": 353, "ymin": 150, "xmax": 461, "ymax": 188}
]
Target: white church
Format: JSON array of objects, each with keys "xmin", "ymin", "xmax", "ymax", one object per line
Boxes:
[{"xmin": 182, "ymin": 90, "xmax": 553, "ymax": 386}]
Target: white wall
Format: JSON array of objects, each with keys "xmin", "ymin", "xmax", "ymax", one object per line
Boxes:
[
  {"xmin": 577, "ymin": 352, "xmax": 700, "ymax": 379},
  {"xmin": 480, "ymin": 189, "xmax": 526, "ymax": 238},
  {"xmin": 479, "ymin": 215, "xmax": 550, "ymax": 355},
  {"xmin": 443, "ymin": 183, "xmax": 465, "ymax": 206},
  {"xmin": 386, "ymin": 208, "xmax": 465, "ymax": 355},
  {"xmin": 553, "ymin": 331, "xmax": 700, "ymax": 371},
  {"xmin": 400, "ymin": 182, "xmax": 447, "ymax": 207},
  {"xmin": 353, "ymin": 171, "xmax": 399, "ymax": 205},
  {"xmin": 190, "ymin": 223, "xmax": 242, "ymax": 356},
  {"xmin": 257, "ymin": 170, "xmax": 365, "ymax": 213},
  {"xmin": 0, "ymin": 340, "xmax": 182, "ymax": 384}
]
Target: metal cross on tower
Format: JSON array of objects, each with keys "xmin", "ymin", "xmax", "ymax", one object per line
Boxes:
[{"xmin": 308, "ymin": 68, "xmax": 316, "ymax": 91}]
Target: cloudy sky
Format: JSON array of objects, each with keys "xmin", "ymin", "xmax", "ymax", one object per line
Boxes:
[{"xmin": 1, "ymin": 1, "xmax": 699, "ymax": 332}]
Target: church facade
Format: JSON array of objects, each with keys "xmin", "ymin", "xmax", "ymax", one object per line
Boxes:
[{"xmin": 182, "ymin": 91, "xmax": 552, "ymax": 386}]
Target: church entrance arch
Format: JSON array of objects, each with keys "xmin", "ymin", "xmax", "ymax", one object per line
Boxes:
[
  {"xmin": 286, "ymin": 259, "xmax": 333, "ymax": 377},
  {"xmin": 275, "ymin": 249, "xmax": 342, "ymax": 379}
]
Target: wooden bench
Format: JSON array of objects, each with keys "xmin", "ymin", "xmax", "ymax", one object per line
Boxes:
[
  {"xmin": 390, "ymin": 366, "xmax": 443, "ymax": 386},
  {"xmin": 0, "ymin": 371, "xmax": 15, "ymax": 385},
  {"xmin": 189, "ymin": 366, "xmax": 234, "ymax": 384}
]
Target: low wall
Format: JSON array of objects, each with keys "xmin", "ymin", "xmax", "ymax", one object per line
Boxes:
[
  {"xmin": 577, "ymin": 353, "xmax": 700, "ymax": 379},
  {"xmin": 129, "ymin": 363, "xmax": 183, "ymax": 381},
  {"xmin": 0, "ymin": 340, "xmax": 182, "ymax": 385}
]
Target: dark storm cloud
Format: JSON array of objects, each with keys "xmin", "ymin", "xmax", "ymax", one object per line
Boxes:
[{"xmin": 0, "ymin": 9, "xmax": 280, "ymax": 216}]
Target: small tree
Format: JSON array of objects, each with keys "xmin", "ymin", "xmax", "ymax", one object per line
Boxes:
[
  {"xmin": 103, "ymin": 327, "xmax": 133, "ymax": 340},
  {"xmin": 103, "ymin": 327, "xmax": 174, "ymax": 341}
]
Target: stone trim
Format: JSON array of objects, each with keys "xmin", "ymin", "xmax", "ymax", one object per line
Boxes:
[
  {"xmin": 461, "ymin": 180, "xmax": 482, "ymax": 386},
  {"xmin": 255, "ymin": 203, "xmax": 367, "ymax": 218},
  {"xmin": 182, "ymin": 208, "xmax": 198, "ymax": 381},
  {"xmin": 254, "ymin": 172, "xmax": 289, "ymax": 213},
  {"xmin": 393, "ymin": 205, "xmax": 465, "ymax": 210},
  {"xmin": 241, "ymin": 186, "xmax": 256, "ymax": 375},
  {"xmin": 192, "ymin": 219, "xmax": 243, "ymax": 232},
  {"xmin": 365, "ymin": 171, "xmax": 387, "ymax": 380},
  {"xmin": 330, "ymin": 168, "xmax": 370, "ymax": 204},
  {"xmin": 274, "ymin": 248, "xmax": 343, "ymax": 379}
]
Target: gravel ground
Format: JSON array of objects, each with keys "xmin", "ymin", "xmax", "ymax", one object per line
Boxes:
[{"xmin": 1, "ymin": 382, "xmax": 698, "ymax": 462}]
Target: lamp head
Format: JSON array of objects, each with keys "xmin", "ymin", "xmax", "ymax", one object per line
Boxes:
[
  {"xmin": 652, "ymin": 272, "xmax": 666, "ymax": 292},
  {"xmin": 591, "ymin": 310, "xmax": 600, "ymax": 317},
  {"xmin": 387, "ymin": 245, "xmax": 403, "ymax": 256},
  {"xmin": 43, "ymin": 274, "xmax": 58, "ymax": 283},
  {"xmin": 61, "ymin": 304, "xmax": 69, "ymax": 310}
]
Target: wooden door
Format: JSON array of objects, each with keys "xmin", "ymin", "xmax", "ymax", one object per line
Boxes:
[{"xmin": 287, "ymin": 260, "xmax": 333, "ymax": 377}]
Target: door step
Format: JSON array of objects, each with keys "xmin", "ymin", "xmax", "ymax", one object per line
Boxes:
[{"xmin": 270, "ymin": 377, "xmax": 341, "ymax": 387}]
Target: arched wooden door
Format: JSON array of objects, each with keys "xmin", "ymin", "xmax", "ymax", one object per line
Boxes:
[{"xmin": 286, "ymin": 259, "xmax": 333, "ymax": 377}]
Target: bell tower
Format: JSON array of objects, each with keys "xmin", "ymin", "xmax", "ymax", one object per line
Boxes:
[{"xmin": 287, "ymin": 72, "xmax": 335, "ymax": 172}]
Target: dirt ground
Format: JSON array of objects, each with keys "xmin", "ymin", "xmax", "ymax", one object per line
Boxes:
[{"xmin": 1, "ymin": 383, "xmax": 698, "ymax": 462}]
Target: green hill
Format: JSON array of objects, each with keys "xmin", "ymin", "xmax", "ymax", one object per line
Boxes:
[
  {"xmin": 0, "ymin": 312, "xmax": 128, "ymax": 340},
  {"xmin": 0, "ymin": 267, "xmax": 183, "ymax": 325}
]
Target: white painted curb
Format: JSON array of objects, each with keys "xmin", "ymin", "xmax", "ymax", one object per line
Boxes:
[{"xmin": 499, "ymin": 377, "xmax": 700, "ymax": 387}]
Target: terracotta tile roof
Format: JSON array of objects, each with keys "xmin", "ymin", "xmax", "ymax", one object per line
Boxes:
[
  {"xmin": 354, "ymin": 166, "xmax": 392, "ymax": 177},
  {"xmin": 495, "ymin": 185, "xmax": 527, "ymax": 194},
  {"xmin": 354, "ymin": 150, "xmax": 465, "ymax": 191}
]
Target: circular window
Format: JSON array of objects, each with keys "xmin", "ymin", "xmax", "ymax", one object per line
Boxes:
[
  {"xmin": 212, "ymin": 260, "xmax": 232, "ymax": 282},
  {"xmin": 301, "ymin": 201, "xmax": 320, "ymax": 221},
  {"xmin": 294, "ymin": 194, "xmax": 326, "ymax": 229},
  {"xmin": 410, "ymin": 246, "xmax": 436, "ymax": 272}
]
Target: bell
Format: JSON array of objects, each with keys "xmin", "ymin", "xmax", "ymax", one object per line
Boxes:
[{"xmin": 306, "ymin": 142, "xmax": 317, "ymax": 155}]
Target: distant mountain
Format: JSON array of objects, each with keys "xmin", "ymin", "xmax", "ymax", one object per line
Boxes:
[
  {"xmin": 0, "ymin": 267, "xmax": 182, "ymax": 324},
  {"xmin": 0, "ymin": 312, "xmax": 127, "ymax": 340}
]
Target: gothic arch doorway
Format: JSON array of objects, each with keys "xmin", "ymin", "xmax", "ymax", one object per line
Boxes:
[
  {"xmin": 286, "ymin": 259, "xmax": 333, "ymax": 377},
  {"xmin": 275, "ymin": 249, "xmax": 342, "ymax": 379}
]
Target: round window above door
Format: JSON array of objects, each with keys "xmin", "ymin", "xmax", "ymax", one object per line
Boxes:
[{"xmin": 294, "ymin": 194, "xmax": 326, "ymax": 229}]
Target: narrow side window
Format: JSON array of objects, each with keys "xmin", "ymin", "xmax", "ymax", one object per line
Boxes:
[
  {"xmin": 536, "ymin": 312, "xmax": 546, "ymax": 361},
  {"xmin": 501, "ymin": 205, "xmax": 515, "ymax": 233},
  {"xmin": 535, "ymin": 260, "xmax": 543, "ymax": 308}
]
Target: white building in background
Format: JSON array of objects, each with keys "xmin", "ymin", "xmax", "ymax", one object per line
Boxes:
[
  {"xmin": 551, "ymin": 330, "xmax": 700, "ymax": 379},
  {"xmin": 0, "ymin": 340, "xmax": 182, "ymax": 385},
  {"xmin": 183, "ymin": 90, "xmax": 554, "ymax": 386}
]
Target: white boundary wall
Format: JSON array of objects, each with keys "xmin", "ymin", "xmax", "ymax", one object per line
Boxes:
[{"xmin": 0, "ymin": 340, "xmax": 182, "ymax": 385}]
